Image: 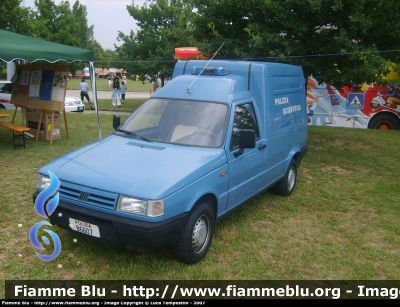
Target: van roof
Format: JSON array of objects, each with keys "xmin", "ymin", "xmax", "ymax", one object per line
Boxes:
[{"xmin": 153, "ymin": 74, "xmax": 251, "ymax": 103}]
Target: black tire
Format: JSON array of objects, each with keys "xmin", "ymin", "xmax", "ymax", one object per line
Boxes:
[
  {"xmin": 368, "ymin": 114, "xmax": 400, "ymax": 130},
  {"xmin": 0, "ymin": 104, "xmax": 5, "ymax": 109},
  {"xmin": 274, "ymin": 159, "xmax": 298, "ymax": 196},
  {"xmin": 174, "ymin": 202, "xmax": 215, "ymax": 264}
]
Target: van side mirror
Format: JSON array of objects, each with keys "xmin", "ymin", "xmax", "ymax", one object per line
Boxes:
[
  {"xmin": 113, "ymin": 114, "xmax": 121, "ymax": 130},
  {"xmin": 233, "ymin": 129, "xmax": 255, "ymax": 157}
]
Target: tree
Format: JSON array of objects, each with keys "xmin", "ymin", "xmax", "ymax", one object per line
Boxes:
[
  {"xmin": 191, "ymin": 0, "xmax": 400, "ymax": 88},
  {"xmin": 0, "ymin": 0, "xmax": 33, "ymax": 35},
  {"xmin": 1, "ymin": 0, "xmax": 103, "ymax": 79},
  {"xmin": 30, "ymin": 0, "xmax": 99, "ymax": 74},
  {"xmin": 95, "ymin": 48, "xmax": 118, "ymax": 77},
  {"xmin": 72, "ymin": 0, "xmax": 94, "ymax": 49},
  {"xmin": 116, "ymin": 0, "xmax": 198, "ymax": 84},
  {"xmin": 1, "ymin": 0, "xmax": 96, "ymax": 51},
  {"xmin": 31, "ymin": 0, "xmax": 90, "ymax": 48}
]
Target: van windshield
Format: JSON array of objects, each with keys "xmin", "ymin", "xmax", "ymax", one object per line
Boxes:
[{"xmin": 118, "ymin": 98, "xmax": 229, "ymax": 147}]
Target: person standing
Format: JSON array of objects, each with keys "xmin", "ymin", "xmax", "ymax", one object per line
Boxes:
[
  {"xmin": 152, "ymin": 80, "xmax": 159, "ymax": 92},
  {"xmin": 120, "ymin": 81, "xmax": 127, "ymax": 104},
  {"xmin": 111, "ymin": 76, "xmax": 121, "ymax": 107},
  {"xmin": 79, "ymin": 78, "xmax": 94, "ymax": 110}
]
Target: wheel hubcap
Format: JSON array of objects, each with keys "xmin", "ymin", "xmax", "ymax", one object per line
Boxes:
[
  {"xmin": 192, "ymin": 215, "xmax": 209, "ymax": 253},
  {"xmin": 377, "ymin": 121, "xmax": 391, "ymax": 130},
  {"xmin": 287, "ymin": 166, "xmax": 296, "ymax": 191}
]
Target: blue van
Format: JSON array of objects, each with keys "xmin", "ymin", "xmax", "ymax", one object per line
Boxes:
[{"xmin": 33, "ymin": 60, "xmax": 308, "ymax": 264}]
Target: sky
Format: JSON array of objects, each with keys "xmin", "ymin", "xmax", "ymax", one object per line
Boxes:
[{"xmin": 22, "ymin": 0, "xmax": 146, "ymax": 50}]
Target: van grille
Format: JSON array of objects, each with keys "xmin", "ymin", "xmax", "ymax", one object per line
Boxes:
[{"xmin": 58, "ymin": 183, "xmax": 118, "ymax": 209}]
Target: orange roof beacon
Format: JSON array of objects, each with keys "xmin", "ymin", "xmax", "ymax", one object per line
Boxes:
[{"xmin": 174, "ymin": 47, "xmax": 202, "ymax": 60}]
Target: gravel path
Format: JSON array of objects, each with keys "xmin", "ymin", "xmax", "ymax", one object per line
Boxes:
[
  {"xmin": 84, "ymin": 109, "xmax": 131, "ymax": 115},
  {"xmin": 66, "ymin": 90, "xmax": 152, "ymax": 99},
  {"xmin": 66, "ymin": 89, "xmax": 152, "ymax": 114}
]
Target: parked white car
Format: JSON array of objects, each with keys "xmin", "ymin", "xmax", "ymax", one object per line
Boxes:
[
  {"xmin": 0, "ymin": 80, "xmax": 84, "ymax": 112},
  {"xmin": 64, "ymin": 95, "xmax": 85, "ymax": 112},
  {"xmin": 0, "ymin": 80, "xmax": 13, "ymax": 109}
]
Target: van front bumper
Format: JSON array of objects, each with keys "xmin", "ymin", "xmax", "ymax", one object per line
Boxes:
[{"xmin": 33, "ymin": 192, "xmax": 188, "ymax": 254}]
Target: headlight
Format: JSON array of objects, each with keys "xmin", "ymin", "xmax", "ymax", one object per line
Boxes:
[
  {"xmin": 36, "ymin": 174, "xmax": 50, "ymax": 190},
  {"xmin": 117, "ymin": 196, "xmax": 164, "ymax": 217}
]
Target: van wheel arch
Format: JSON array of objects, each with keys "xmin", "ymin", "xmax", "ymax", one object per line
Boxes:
[
  {"xmin": 368, "ymin": 113, "xmax": 400, "ymax": 130},
  {"xmin": 273, "ymin": 159, "xmax": 298, "ymax": 197},
  {"xmin": 173, "ymin": 196, "xmax": 216, "ymax": 264}
]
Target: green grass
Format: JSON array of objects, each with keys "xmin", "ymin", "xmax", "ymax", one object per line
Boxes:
[
  {"xmin": 67, "ymin": 77, "xmax": 154, "ymax": 92},
  {"xmin": 1, "ymin": 112, "xmax": 400, "ymax": 297},
  {"xmin": 83, "ymin": 98, "xmax": 146, "ymax": 112}
]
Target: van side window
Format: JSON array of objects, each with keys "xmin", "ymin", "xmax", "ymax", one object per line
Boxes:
[{"xmin": 230, "ymin": 103, "xmax": 260, "ymax": 150}]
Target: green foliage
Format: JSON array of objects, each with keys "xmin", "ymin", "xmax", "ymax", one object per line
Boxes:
[
  {"xmin": 28, "ymin": 0, "xmax": 104, "ymax": 74},
  {"xmin": 0, "ymin": 0, "xmax": 106, "ymax": 78},
  {"xmin": 0, "ymin": 0, "xmax": 33, "ymax": 35},
  {"xmin": 0, "ymin": 66, "xmax": 6, "ymax": 79},
  {"xmin": 71, "ymin": 0, "xmax": 94, "ymax": 48},
  {"xmin": 31, "ymin": 0, "xmax": 89, "ymax": 46},
  {"xmin": 113, "ymin": 0, "xmax": 400, "ymax": 88},
  {"xmin": 115, "ymin": 0, "xmax": 198, "ymax": 83},
  {"xmin": 191, "ymin": 0, "xmax": 400, "ymax": 88},
  {"xmin": 95, "ymin": 49, "xmax": 118, "ymax": 70}
]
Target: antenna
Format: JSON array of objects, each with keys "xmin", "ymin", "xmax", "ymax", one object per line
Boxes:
[{"xmin": 187, "ymin": 42, "xmax": 225, "ymax": 93}]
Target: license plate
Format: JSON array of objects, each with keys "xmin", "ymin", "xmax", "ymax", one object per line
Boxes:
[
  {"xmin": 78, "ymin": 106, "xmax": 84, "ymax": 110},
  {"xmin": 69, "ymin": 218, "xmax": 100, "ymax": 238}
]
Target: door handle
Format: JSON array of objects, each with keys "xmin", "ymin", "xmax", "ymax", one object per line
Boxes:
[{"xmin": 258, "ymin": 144, "xmax": 267, "ymax": 150}]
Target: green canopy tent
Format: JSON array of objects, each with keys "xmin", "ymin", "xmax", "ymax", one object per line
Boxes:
[{"xmin": 0, "ymin": 29, "xmax": 102, "ymax": 138}]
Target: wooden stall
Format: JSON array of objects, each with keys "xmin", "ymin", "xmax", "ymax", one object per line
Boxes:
[{"xmin": 11, "ymin": 63, "xmax": 70, "ymax": 144}]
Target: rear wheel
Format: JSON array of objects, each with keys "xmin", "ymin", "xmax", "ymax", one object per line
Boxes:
[
  {"xmin": 368, "ymin": 114, "xmax": 400, "ymax": 130},
  {"xmin": 274, "ymin": 159, "xmax": 298, "ymax": 196},
  {"xmin": 174, "ymin": 202, "xmax": 215, "ymax": 264}
]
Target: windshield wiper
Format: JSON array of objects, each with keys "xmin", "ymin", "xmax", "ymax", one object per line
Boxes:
[{"xmin": 115, "ymin": 129, "xmax": 152, "ymax": 142}]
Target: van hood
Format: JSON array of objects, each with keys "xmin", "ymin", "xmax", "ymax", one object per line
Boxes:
[{"xmin": 40, "ymin": 135, "xmax": 227, "ymax": 199}]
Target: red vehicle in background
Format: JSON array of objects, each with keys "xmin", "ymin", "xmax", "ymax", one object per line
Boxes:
[
  {"xmin": 370, "ymin": 83, "xmax": 400, "ymax": 112},
  {"xmin": 307, "ymin": 77, "xmax": 400, "ymax": 130},
  {"xmin": 75, "ymin": 67, "xmax": 90, "ymax": 79}
]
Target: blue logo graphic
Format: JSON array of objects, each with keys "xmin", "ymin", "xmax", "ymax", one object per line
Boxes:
[
  {"xmin": 34, "ymin": 171, "xmax": 60, "ymax": 218},
  {"xmin": 30, "ymin": 171, "xmax": 62, "ymax": 261},
  {"xmin": 29, "ymin": 221, "xmax": 62, "ymax": 261}
]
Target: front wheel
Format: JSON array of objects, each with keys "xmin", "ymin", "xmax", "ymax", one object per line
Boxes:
[
  {"xmin": 274, "ymin": 159, "xmax": 298, "ymax": 196},
  {"xmin": 174, "ymin": 202, "xmax": 215, "ymax": 264},
  {"xmin": 368, "ymin": 114, "xmax": 400, "ymax": 130}
]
